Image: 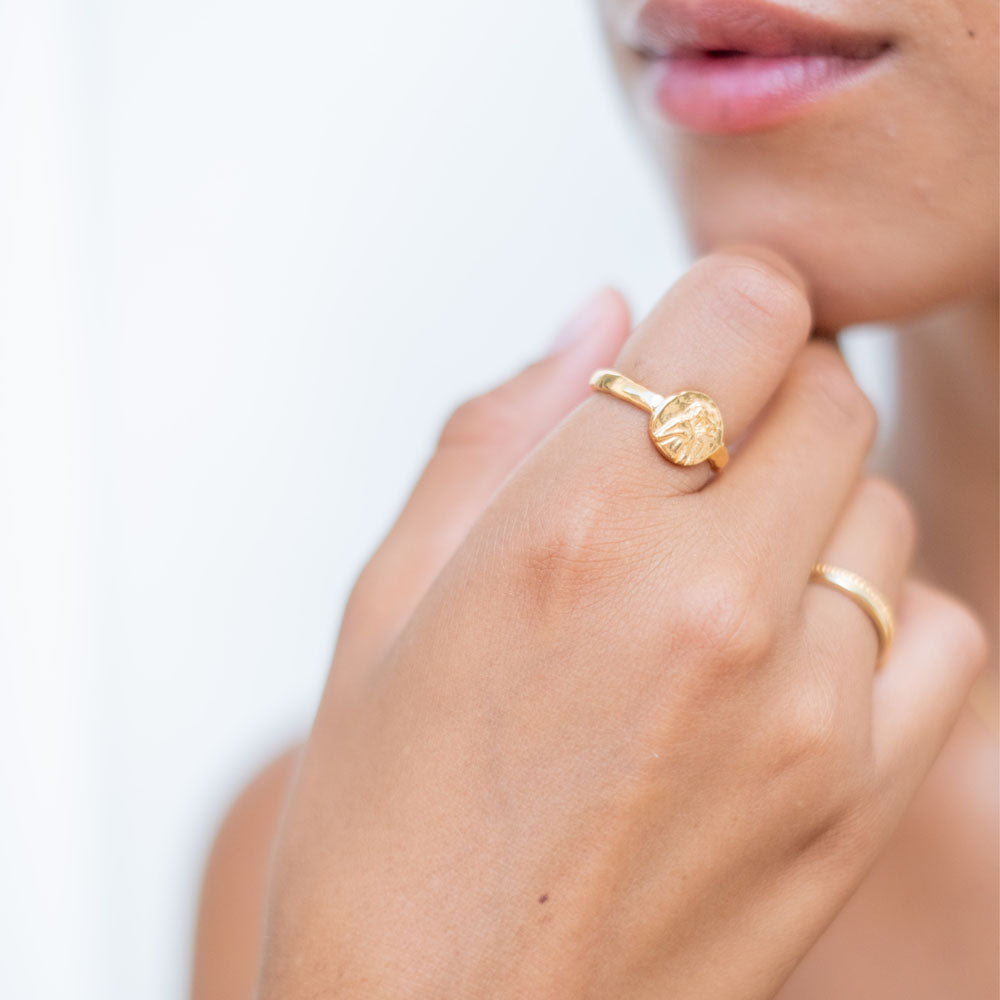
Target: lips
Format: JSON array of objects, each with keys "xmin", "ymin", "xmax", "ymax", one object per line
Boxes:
[{"xmin": 622, "ymin": 0, "xmax": 894, "ymax": 132}]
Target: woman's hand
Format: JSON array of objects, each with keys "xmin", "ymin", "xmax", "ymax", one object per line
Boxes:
[{"xmin": 259, "ymin": 251, "xmax": 986, "ymax": 1000}]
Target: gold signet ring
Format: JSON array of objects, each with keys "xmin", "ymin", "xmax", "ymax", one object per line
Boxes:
[
  {"xmin": 589, "ymin": 369, "xmax": 730, "ymax": 470},
  {"xmin": 809, "ymin": 563, "xmax": 895, "ymax": 663}
]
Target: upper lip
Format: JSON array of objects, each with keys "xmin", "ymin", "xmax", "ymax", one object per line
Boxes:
[{"xmin": 623, "ymin": 0, "xmax": 893, "ymax": 59}]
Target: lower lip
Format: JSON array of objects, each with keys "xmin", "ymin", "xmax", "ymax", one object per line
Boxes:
[{"xmin": 648, "ymin": 52, "xmax": 884, "ymax": 133}]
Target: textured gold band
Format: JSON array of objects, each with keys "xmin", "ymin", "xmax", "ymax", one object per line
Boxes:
[
  {"xmin": 810, "ymin": 563, "xmax": 895, "ymax": 662},
  {"xmin": 589, "ymin": 368, "xmax": 729, "ymax": 470}
]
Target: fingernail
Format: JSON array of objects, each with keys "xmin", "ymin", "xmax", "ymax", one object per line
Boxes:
[{"xmin": 549, "ymin": 288, "xmax": 612, "ymax": 355}]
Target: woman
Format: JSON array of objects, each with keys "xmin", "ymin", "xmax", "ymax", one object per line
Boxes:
[{"xmin": 192, "ymin": 0, "xmax": 998, "ymax": 996}]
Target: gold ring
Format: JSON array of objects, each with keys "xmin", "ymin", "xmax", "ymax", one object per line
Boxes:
[
  {"xmin": 809, "ymin": 563, "xmax": 895, "ymax": 662},
  {"xmin": 589, "ymin": 368, "xmax": 729, "ymax": 470}
]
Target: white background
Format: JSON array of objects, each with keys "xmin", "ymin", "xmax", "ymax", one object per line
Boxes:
[{"xmin": 0, "ymin": 2, "xmax": 892, "ymax": 998}]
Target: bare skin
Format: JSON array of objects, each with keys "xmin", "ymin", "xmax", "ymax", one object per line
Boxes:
[
  {"xmin": 889, "ymin": 301, "xmax": 999, "ymax": 700},
  {"xmin": 772, "ymin": 297, "xmax": 999, "ymax": 999},
  {"xmin": 191, "ymin": 749, "xmax": 300, "ymax": 1000},
  {"xmin": 191, "ymin": 301, "xmax": 998, "ymax": 1000},
  {"xmin": 193, "ymin": 270, "xmax": 990, "ymax": 997},
  {"xmin": 193, "ymin": 0, "xmax": 997, "ymax": 995}
]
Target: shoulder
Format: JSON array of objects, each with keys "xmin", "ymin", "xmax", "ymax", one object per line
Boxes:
[{"xmin": 191, "ymin": 745, "xmax": 302, "ymax": 1000}]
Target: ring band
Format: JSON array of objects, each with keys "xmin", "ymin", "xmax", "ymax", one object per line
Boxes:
[
  {"xmin": 810, "ymin": 563, "xmax": 895, "ymax": 662},
  {"xmin": 590, "ymin": 368, "xmax": 730, "ymax": 470}
]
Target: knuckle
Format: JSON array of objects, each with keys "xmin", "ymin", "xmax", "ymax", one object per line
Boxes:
[
  {"xmin": 857, "ymin": 476, "xmax": 918, "ymax": 555},
  {"xmin": 816, "ymin": 755, "xmax": 883, "ymax": 857},
  {"xmin": 766, "ymin": 677, "xmax": 877, "ymax": 842},
  {"xmin": 701, "ymin": 250, "xmax": 811, "ymax": 345},
  {"xmin": 798, "ymin": 343, "xmax": 878, "ymax": 444},
  {"xmin": 668, "ymin": 571, "xmax": 775, "ymax": 667},
  {"xmin": 518, "ymin": 494, "xmax": 631, "ymax": 611},
  {"xmin": 438, "ymin": 391, "xmax": 519, "ymax": 452},
  {"xmin": 765, "ymin": 650, "xmax": 857, "ymax": 769},
  {"xmin": 800, "ymin": 785, "xmax": 883, "ymax": 868}
]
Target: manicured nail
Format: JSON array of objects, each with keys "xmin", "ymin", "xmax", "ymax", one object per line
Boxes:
[{"xmin": 549, "ymin": 288, "xmax": 612, "ymax": 355}]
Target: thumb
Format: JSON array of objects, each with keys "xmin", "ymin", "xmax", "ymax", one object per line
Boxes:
[{"xmin": 336, "ymin": 288, "xmax": 631, "ymax": 670}]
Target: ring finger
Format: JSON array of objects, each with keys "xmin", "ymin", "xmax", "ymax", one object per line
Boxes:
[{"xmin": 801, "ymin": 475, "xmax": 917, "ymax": 692}]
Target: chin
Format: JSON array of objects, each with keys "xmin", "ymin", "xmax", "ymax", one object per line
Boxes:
[
  {"xmin": 667, "ymin": 143, "xmax": 1000, "ymax": 333},
  {"xmin": 681, "ymin": 215, "xmax": 996, "ymax": 333}
]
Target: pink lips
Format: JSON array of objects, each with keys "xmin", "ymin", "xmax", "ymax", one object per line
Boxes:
[{"xmin": 627, "ymin": 0, "xmax": 893, "ymax": 133}]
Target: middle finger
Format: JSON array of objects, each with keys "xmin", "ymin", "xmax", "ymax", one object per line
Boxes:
[
  {"xmin": 533, "ymin": 247, "xmax": 813, "ymax": 511},
  {"xmin": 713, "ymin": 339, "xmax": 879, "ymax": 600}
]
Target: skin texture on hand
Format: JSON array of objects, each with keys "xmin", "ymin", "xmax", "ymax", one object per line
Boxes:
[{"xmin": 253, "ymin": 251, "xmax": 986, "ymax": 999}]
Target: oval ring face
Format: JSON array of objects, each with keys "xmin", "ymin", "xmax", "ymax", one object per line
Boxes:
[{"xmin": 648, "ymin": 391, "xmax": 724, "ymax": 466}]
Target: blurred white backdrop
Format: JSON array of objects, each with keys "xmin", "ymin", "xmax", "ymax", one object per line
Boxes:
[{"xmin": 0, "ymin": 2, "xmax": 894, "ymax": 998}]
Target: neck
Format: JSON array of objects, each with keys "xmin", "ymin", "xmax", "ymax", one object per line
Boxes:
[{"xmin": 873, "ymin": 295, "xmax": 998, "ymax": 729}]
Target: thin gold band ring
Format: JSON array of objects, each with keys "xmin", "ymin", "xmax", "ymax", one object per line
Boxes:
[{"xmin": 810, "ymin": 563, "xmax": 895, "ymax": 663}]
